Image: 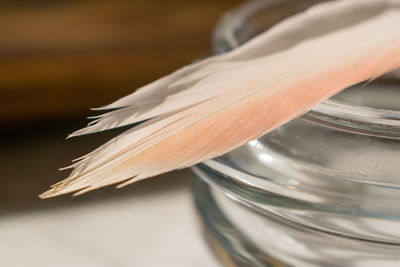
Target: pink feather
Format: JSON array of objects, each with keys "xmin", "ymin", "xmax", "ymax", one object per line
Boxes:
[{"xmin": 40, "ymin": 0, "xmax": 400, "ymax": 198}]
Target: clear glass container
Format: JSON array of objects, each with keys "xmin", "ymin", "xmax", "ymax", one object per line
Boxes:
[{"xmin": 192, "ymin": 1, "xmax": 400, "ymax": 266}]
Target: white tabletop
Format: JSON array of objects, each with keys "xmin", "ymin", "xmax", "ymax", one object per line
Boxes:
[{"xmin": 0, "ymin": 171, "xmax": 220, "ymax": 267}]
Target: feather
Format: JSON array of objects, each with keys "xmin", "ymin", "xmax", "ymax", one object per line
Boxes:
[{"xmin": 40, "ymin": 0, "xmax": 400, "ymax": 198}]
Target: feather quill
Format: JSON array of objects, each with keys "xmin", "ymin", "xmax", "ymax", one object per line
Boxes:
[{"xmin": 41, "ymin": 0, "xmax": 400, "ymax": 198}]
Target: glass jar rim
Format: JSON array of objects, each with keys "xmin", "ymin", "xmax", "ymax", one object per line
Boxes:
[{"xmin": 212, "ymin": 0, "xmax": 400, "ymax": 137}]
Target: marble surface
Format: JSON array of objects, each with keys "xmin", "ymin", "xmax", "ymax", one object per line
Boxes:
[{"xmin": 0, "ymin": 171, "xmax": 219, "ymax": 267}]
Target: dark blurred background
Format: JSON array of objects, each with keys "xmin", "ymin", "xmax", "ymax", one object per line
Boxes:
[{"xmin": 0, "ymin": 0, "xmax": 242, "ymax": 215}]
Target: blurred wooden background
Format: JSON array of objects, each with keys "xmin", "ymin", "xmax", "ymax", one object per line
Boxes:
[
  {"xmin": 0, "ymin": 0, "xmax": 242, "ymax": 122},
  {"xmin": 0, "ymin": 0, "xmax": 243, "ymax": 214}
]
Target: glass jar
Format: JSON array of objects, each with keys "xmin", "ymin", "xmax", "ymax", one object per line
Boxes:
[{"xmin": 192, "ymin": 0, "xmax": 400, "ymax": 266}]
